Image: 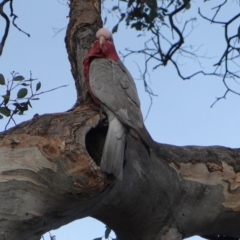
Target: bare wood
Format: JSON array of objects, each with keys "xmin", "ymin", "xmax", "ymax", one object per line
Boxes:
[
  {"xmin": 1, "ymin": 104, "xmax": 240, "ymax": 239},
  {"xmin": 0, "ymin": 106, "xmax": 106, "ymax": 239},
  {"xmin": 1, "ymin": 0, "xmax": 240, "ymax": 240}
]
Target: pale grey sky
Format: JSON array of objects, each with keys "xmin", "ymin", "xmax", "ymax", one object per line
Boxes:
[{"xmin": 0, "ymin": 0, "xmax": 239, "ymax": 239}]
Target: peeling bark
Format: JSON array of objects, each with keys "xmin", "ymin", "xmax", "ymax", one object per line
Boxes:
[
  {"xmin": 1, "ymin": 0, "xmax": 240, "ymax": 240},
  {"xmin": 1, "ymin": 106, "xmax": 240, "ymax": 239},
  {"xmin": 0, "ymin": 106, "xmax": 106, "ymax": 239}
]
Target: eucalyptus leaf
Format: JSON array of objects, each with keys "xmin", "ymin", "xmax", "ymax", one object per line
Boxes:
[
  {"xmin": 13, "ymin": 75, "xmax": 25, "ymax": 81},
  {"xmin": 17, "ymin": 88, "xmax": 28, "ymax": 98},
  {"xmin": 0, "ymin": 107, "xmax": 10, "ymax": 117},
  {"xmin": 112, "ymin": 24, "xmax": 119, "ymax": 33},
  {"xmin": 24, "ymin": 79, "xmax": 35, "ymax": 82},
  {"xmin": 21, "ymin": 83, "xmax": 30, "ymax": 86},
  {"xmin": 36, "ymin": 81, "xmax": 41, "ymax": 91},
  {"xmin": 185, "ymin": 2, "xmax": 191, "ymax": 9},
  {"xmin": 28, "ymin": 101, "xmax": 32, "ymax": 108},
  {"xmin": 0, "ymin": 74, "xmax": 5, "ymax": 85},
  {"xmin": 103, "ymin": 16, "xmax": 107, "ymax": 25},
  {"xmin": 183, "ymin": 0, "xmax": 190, "ymax": 5},
  {"xmin": 2, "ymin": 94, "xmax": 10, "ymax": 105},
  {"xmin": 18, "ymin": 110, "xmax": 24, "ymax": 115},
  {"xmin": 112, "ymin": 6, "xmax": 118, "ymax": 10}
]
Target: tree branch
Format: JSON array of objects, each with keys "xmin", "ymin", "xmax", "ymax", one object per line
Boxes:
[
  {"xmin": 9, "ymin": 0, "xmax": 30, "ymax": 37},
  {"xmin": 0, "ymin": 0, "xmax": 30, "ymax": 56},
  {"xmin": 0, "ymin": 0, "xmax": 10, "ymax": 55},
  {"xmin": 199, "ymin": 6, "xmax": 240, "ymax": 106}
]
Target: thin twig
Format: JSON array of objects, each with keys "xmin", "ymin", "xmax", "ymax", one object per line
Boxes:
[
  {"xmin": 33, "ymin": 84, "xmax": 68, "ymax": 97},
  {"xmin": 9, "ymin": 0, "xmax": 30, "ymax": 37}
]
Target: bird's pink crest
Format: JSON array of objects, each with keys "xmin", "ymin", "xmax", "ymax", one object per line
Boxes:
[{"xmin": 96, "ymin": 28, "xmax": 112, "ymax": 40}]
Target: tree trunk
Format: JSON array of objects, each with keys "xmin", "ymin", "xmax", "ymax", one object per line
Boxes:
[{"xmin": 1, "ymin": 0, "xmax": 240, "ymax": 240}]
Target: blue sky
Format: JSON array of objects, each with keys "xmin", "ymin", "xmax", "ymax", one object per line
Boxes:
[{"xmin": 0, "ymin": 0, "xmax": 239, "ymax": 239}]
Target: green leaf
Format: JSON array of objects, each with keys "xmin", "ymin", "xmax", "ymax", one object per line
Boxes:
[
  {"xmin": 103, "ymin": 16, "xmax": 107, "ymax": 25},
  {"xmin": 0, "ymin": 107, "xmax": 10, "ymax": 117},
  {"xmin": 36, "ymin": 81, "xmax": 41, "ymax": 91},
  {"xmin": 120, "ymin": 13, "xmax": 126, "ymax": 22},
  {"xmin": 183, "ymin": 0, "xmax": 190, "ymax": 5},
  {"xmin": 185, "ymin": 2, "xmax": 191, "ymax": 9},
  {"xmin": 17, "ymin": 88, "xmax": 28, "ymax": 98},
  {"xmin": 105, "ymin": 226, "xmax": 111, "ymax": 239},
  {"xmin": 112, "ymin": 24, "xmax": 119, "ymax": 34},
  {"xmin": 183, "ymin": 0, "xmax": 191, "ymax": 9},
  {"xmin": 162, "ymin": 22, "xmax": 169, "ymax": 27},
  {"xmin": 131, "ymin": 22, "xmax": 144, "ymax": 31},
  {"xmin": 13, "ymin": 103, "xmax": 21, "ymax": 109},
  {"xmin": 112, "ymin": 6, "xmax": 118, "ymax": 10},
  {"xmin": 145, "ymin": 0, "xmax": 157, "ymax": 10},
  {"xmin": 2, "ymin": 94, "xmax": 10, "ymax": 105},
  {"xmin": 24, "ymin": 79, "xmax": 35, "ymax": 82},
  {"xmin": 28, "ymin": 100, "xmax": 32, "ymax": 108},
  {"xmin": 13, "ymin": 102, "xmax": 28, "ymax": 111},
  {"xmin": 0, "ymin": 74, "xmax": 5, "ymax": 85},
  {"xmin": 21, "ymin": 102, "xmax": 28, "ymax": 111},
  {"xmin": 18, "ymin": 110, "xmax": 24, "ymax": 115},
  {"xmin": 148, "ymin": 9, "xmax": 158, "ymax": 23},
  {"xmin": 21, "ymin": 83, "xmax": 30, "ymax": 86},
  {"xmin": 158, "ymin": 13, "xmax": 164, "ymax": 22},
  {"xmin": 13, "ymin": 75, "xmax": 25, "ymax": 81}
]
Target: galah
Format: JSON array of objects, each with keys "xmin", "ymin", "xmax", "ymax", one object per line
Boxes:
[{"xmin": 83, "ymin": 28, "xmax": 154, "ymax": 179}]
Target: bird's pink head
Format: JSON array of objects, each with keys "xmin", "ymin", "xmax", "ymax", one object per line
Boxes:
[
  {"xmin": 94, "ymin": 28, "xmax": 118, "ymax": 61},
  {"xmin": 83, "ymin": 28, "xmax": 119, "ymax": 68},
  {"xmin": 96, "ymin": 28, "xmax": 113, "ymax": 41},
  {"xmin": 96, "ymin": 28, "xmax": 112, "ymax": 39},
  {"xmin": 96, "ymin": 28, "xmax": 113, "ymax": 48}
]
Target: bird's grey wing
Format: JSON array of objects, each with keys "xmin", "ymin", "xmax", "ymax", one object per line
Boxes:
[{"xmin": 89, "ymin": 58, "xmax": 144, "ymax": 129}]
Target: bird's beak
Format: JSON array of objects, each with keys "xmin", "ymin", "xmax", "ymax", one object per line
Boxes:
[{"xmin": 99, "ymin": 36, "xmax": 105, "ymax": 49}]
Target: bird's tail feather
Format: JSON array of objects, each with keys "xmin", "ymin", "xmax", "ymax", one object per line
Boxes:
[{"xmin": 101, "ymin": 117, "xmax": 126, "ymax": 180}]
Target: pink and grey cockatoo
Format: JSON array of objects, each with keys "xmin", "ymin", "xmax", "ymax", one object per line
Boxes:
[{"xmin": 83, "ymin": 28, "xmax": 154, "ymax": 179}]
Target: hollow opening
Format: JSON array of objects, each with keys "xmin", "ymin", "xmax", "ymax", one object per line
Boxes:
[{"xmin": 85, "ymin": 121, "xmax": 108, "ymax": 166}]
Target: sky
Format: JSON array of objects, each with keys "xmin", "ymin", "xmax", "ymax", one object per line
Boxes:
[{"xmin": 0, "ymin": 0, "xmax": 240, "ymax": 239}]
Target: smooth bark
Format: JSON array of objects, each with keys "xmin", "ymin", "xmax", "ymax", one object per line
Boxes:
[
  {"xmin": 1, "ymin": 0, "xmax": 240, "ymax": 240},
  {"xmin": 1, "ymin": 107, "xmax": 240, "ymax": 239}
]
